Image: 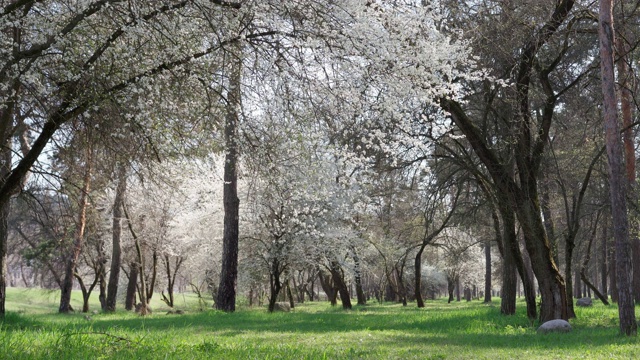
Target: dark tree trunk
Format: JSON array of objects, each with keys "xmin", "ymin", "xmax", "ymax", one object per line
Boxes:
[
  {"xmin": 106, "ymin": 164, "xmax": 126, "ymax": 312},
  {"xmin": 329, "ymin": 261, "xmax": 352, "ymax": 309},
  {"xmin": 598, "ymin": 0, "xmax": 637, "ymax": 335},
  {"xmin": 501, "ymin": 239, "xmax": 517, "ymax": 315},
  {"xmin": 161, "ymin": 255, "xmax": 183, "ymax": 308},
  {"xmin": 574, "ymin": 269, "xmax": 582, "ymax": 299},
  {"xmin": 540, "ymin": 177, "xmax": 558, "ymax": 265},
  {"xmin": 267, "ymin": 260, "xmax": 282, "ymax": 312},
  {"xmin": 484, "ymin": 239, "xmax": 492, "ymax": 303},
  {"xmin": 352, "ymin": 248, "xmax": 366, "ymax": 305},
  {"xmin": 440, "ymin": 0, "xmax": 575, "ymax": 323},
  {"xmin": 455, "ymin": 276, "xmax": 461, "ymax": 302},
  {"xmin": 0, "ymin": 199, "xmax": 8, "ymax": 316},
  {"xmin": 319, "ymin": 271, "xmax": 337, "ymax": 305},
  {"xmin": 216, "ymin": 47, "xmax": 242, "ymax": 313},
  {"xmin": 447, "ymin": 275, "xmax": 455, "ymax": 303},
  {"xmin": 59, "ymin": 146, "xmax": 93, "ymax": 314},
  {"xmin": 415, "ymin": 245, "xmax": 427, "ymax": 307},
  {"xmin": 146, "ymin": 250, "xmax": 158, "ymax": 302},
  {"xmin": 564, "ymin": 238, "xmax": 577, "ymax": 318},
  {"xmin": 125, "ymin": 263, "xmax": 138, "ymax": 311}
]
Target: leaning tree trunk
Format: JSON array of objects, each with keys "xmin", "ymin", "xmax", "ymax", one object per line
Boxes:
[
  {"xmin": 216, "ymin": 45, "xmax": 242, "ymax": 313},
  {"xmin": 598, "ymin": 0, "xmax": 637, "ymax": 335},
  {"xmin": 329, "ymin": 261, "xmax": 352, "ymax": 309},
  {"xmin": 415, "ymin": 244, "xmax": 427, "ymax": 308},
  {"xmin": 59, "ymin": 145, "xmax": 93, "ymax": 313},
  {"xmin": 267, "ymin": 258, "xmax": 282, "ymax": 312},
  {"xmin": 519, "ymin": 202, "xmax": 568, "ymax": 322},
  {"xmin": 319, "ymin": 271, "xmax": 337, "ymax": 305},
  {"xmin": 105, "ymin": 163, "xmax": 127, "ymax": 312}
]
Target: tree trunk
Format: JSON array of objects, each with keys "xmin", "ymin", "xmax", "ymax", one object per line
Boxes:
[
  {"xmin": 601, "ymin": 220, "xmax": 608, "ymax": 297},
  {"xmin": 329, "ymin": 261, "xmax": 352, "ymax": 309},
  {"xmin": 286, "ymin": 279, "xmax": 295, "ymax": 309},
  {"xmin": 615, "ymin": 21, "xmax": 640, "ymax": 305},
  {"xmin": 609, "ymin": 239, "xmax": 618, "ymax": 302},
  {"xmin": 415, "ymin": 245, "xmax": 427, "ymax": 308},
  {"xmin": 564, "ymin": 238, "xmax": 577, "ymax": 318},
  {"xmin": 447, "ymin": 275, "xmax": 455, "ymax": 303},
  {"xmin": 123, "ymin": 205, "xmax": 149, "ymax": 315},
  {"xmin": 0, "ymin": 198, "xmax": 8, "ymax": 316},
  {"xmin": 319, "ymin": 271, "xmax": 337, "ymax": 305},
  {"xmin": 161, "ymin": 255, "xmax": 183, "ymax": 308},
  {"xmin": 484, "ymin": 239, "xmax": 492, "ymax": 303},
  {"xmin": 125, "ymin": 264, "xmax": 138, "ymax": 311},
  {"xmin": 146, "ymin": 250, "xmax": 158, "ymax": 302},
  {"xmin": 517, "ymin": 200, "xmax": 567, "ymax": 322},
  {"xmin": 59, "ymin": 145, "xmax": 93, "ymax": 313},
  {"xmin": 267, "ymin": 259, "xmax": 282, "ymax": 312},
  {"xmin": 216, "ymin": 45, "xmax": 242, "ymax": 313},
  {"xmin": 352, "ymin": 248, "xmax": 366, "ymax": 305},
  {"xmin": 598, "ymin": 0, "xmax": 637, "ymax": 335},
  {"xmin": 105, "ymin": 164, "xmax": 126, "ymax": 312},
  {"xmin": 501, "ymin": 238, "xmax": 517, "ymax": 315}
]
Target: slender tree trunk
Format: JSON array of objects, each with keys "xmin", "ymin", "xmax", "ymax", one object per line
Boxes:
[
  {"xmin": 484, "ymin": 239, "xmax": 492, "ymax": 303},
  {"xmin": 147, "ymin": 250, "xmax": 158, "ymax": 302},
  {"xmin": 564, "ymin": 237, "xmax": 577, "ymax": 318},
  {"xmin": 106, "ymin": 164, "xmax": 126, "ymax": 312},
  {"xmin": 598, "ymin": 0, "xmax": 637, "ymax": 335},
  {"xmin": 415, "ymin": 245, "xmax": 427, "ymax": 308},
  {"xmin": 601, "ymin": 220, "xmax": 608, "ymax": 297},
  {"xmin": 59, "ymin": 145, "xmax": 93, "ymax": 313},
  {"xmin": 216, "ymin": 46, "xmax": 242, "ymax": 312},
  {"xmin": 540, "ymin": 177, "xmax": 559, "ymax": 265},
  {"xmin": 352, "ymin": 248, "xmax": 366, "ymax": 305},
  {"xmin": 609, "ymin": 238, "xmax": 618, "ymax": 302},
  {"xmin": 0, "ymin": 198, "xmax": 8, "ymax": 316}
]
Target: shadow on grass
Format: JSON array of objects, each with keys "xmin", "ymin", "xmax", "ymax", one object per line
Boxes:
[{"xmin": 3, "ymin": 300, "xmax": 638, "ymax": 355}]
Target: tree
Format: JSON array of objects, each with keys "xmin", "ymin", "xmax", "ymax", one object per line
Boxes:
[
  {"xmin": 597, "ymin": 0, "xmax": 637, "ymax": 336},
  {"xmin": 441, "ymin": 0, "xmax": 578, "ymax": 322}
]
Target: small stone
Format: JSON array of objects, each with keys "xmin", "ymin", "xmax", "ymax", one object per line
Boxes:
[
  {"xmin": 576, "ymin": 297, "xmax": 592, "ymax": 307},
  {"xmin": 537, "ymin": 319, "xmax": 572, "ymax": 334}
]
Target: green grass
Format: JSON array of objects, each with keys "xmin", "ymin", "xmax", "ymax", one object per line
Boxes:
[{"xmin": 1, "ymin": 288, "xmax": 639, "ymax": 359}]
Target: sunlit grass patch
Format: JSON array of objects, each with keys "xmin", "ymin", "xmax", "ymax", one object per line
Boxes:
[{"xmin": 1, "ymin": 288, "xmax": 639, "ymax": 359}]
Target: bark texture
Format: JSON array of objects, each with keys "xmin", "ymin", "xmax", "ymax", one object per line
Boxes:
[
  {"xmin": 105, "ymin": 164, "xmax": 127, "ymax": 312},
  {"xmin": 598, "ymin": 0, "xmax": 637, "ymax": 335},
  {"xmin": 216, "ymin": 47, "xmax": 242, "ymax": 312}
]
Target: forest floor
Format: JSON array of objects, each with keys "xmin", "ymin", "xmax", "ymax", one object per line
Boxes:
[{"xmin": 1, "ymin": 287, "xmax": 639, "ymax": 359}]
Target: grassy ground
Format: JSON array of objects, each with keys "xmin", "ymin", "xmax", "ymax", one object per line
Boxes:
[{"xmin": 1, "ymin": 288, "xmax": 639, "ymax": 359}]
